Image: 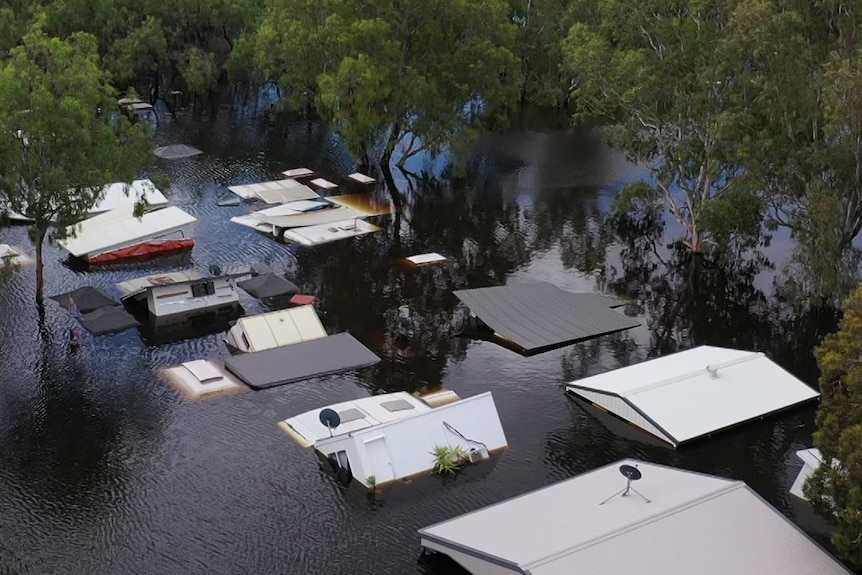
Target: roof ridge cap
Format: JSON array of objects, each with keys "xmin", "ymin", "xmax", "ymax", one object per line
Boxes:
[{"xmin": 523, "ymin": 481, "xmax": 745, "ymax": 570}]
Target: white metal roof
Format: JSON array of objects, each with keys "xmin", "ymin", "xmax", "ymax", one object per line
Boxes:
[
  {"xmin": 90, "ymin": 179, "xmax": 168, "ymax": 213},
  {"xmin": 227, "ymin": 179, "xmax": 319, "ymax": 204},
  {"xmin": 566, "ymin": 346, "xmax": 819, "ymax": 447},
  {"xmin": 282, "ymin": 218, "xmax": 381, "ymax": 246},
  {"xmin": 419, "ymin": 459, "xmax": 852, "ymax": 575},
  {"xmin": 115, "ymin": 271, "xmax": 204, "ymax": 298},
  {"xmin": 791, "ymin": 448, "xmax": 825, "ymax": 501},
  {"xmin": 282, "ymin": 168, "xmax": 314, "ymax": 178},
  {"xmin": 58, "ymin": 205, "xmax": 197, "ymax": 258},
  {"xmin": 235, "ymin": 305, "xmax": 327, "ymax": 352},
  {"xmin": 161, "ymin": 359, "xmax": 247, "ymax": 400},
  {"xmin": 279, "ymin": 391, "xmax": 433, "ymax": 445}
]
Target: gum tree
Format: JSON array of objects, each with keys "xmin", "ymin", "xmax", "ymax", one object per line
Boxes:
[
  {"xmin": 808, "ymin": 285, "xmax": 862, "ymax": 566},
  {"xmin": 563, "ymin": 0, "xmax": 763, "ymax": 255},
  {"xmin": 0, "ymin": 25, "xmax": 152, "ymax": 304},
  {"xmin": 255, "ymin": 0, "xmax": 522, "ymax": 168}
]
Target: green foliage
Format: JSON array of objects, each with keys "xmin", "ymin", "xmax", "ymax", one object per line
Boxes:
[
  {"xmin": 431, "ymin": 445, "xmax": 468, "ymax": 475},
  {"xmin": 365, "ymin": 475, "xmax": 377, "ymax": 490},
  {"xmin": 255, "ymin": 0, "xmax": 522, "ymax": 166},
  {"xmin": 179, "ymin": 46, "xmax": 217, "ymax": 96},
  {"xmin": 809, "ymin": 285, "xmax": 862, "ymax": 567},
  {"xmin": 564, "ymin": 0, "xmax": 763, "ymax": 254},
  {"xmin": 0, "ymin": 24, "xmax": 153, "ymax": 303}
]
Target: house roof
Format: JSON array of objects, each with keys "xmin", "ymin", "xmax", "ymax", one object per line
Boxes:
[
  {"xmin": 791, "ymin": 448, "xmax": 825, "ymax": 501},
  {"xmin": 453, "ymin": 283, "xmax": 637, "ymax": 355},
  {"xmin": 280, "ymin": 391, "xmax": 433, "ymax": 445},
  {"xmin": 566, "ymin": 345, "xmax": 819, "ymax": 446},
  {"xmin": 419, "ymin": 459, "xmax": 852, "ymax": 575}
]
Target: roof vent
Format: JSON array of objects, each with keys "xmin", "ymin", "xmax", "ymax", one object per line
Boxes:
[{"xmin": 706, "ymin": 364, "xmax": 719, "ymax": 376}]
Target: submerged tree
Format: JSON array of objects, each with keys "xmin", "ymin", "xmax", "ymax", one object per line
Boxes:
[
  {"xmin": 563, "ymin": 0, "xmax": 764, "ymax": 255},
  {"xmin": 255, "ymin": 0, "xmax": 522, "ymax": 168},
  {"xmin": 808, "ymin": 285, "xmax": 862, "ymax": 567},
  {"xmin": 0, "ymin": 26, "xmax": 152, "ymax": 304}
]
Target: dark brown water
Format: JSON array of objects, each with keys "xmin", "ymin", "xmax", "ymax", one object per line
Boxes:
[{"xmin": 0, "ymin": 94, "xmax": 839, "ymax": 574}]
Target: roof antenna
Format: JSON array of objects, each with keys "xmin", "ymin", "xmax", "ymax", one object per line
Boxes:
[{"xmin": 599, "ymin": 464, "xmax": 652, "ymax": 505}]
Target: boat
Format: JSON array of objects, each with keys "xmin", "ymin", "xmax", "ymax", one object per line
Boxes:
[
  {"xmin": 58, "ymin": 204, "xmax": 197, "ymax": 264},
  {"xmin": 278, "ymin": 389, "xmax": 507, "ymax": 489}
]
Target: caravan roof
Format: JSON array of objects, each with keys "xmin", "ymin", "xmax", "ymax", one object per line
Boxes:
[
  {"xmin": 91, "ymin": 179, "xmax": 168, "ymax": 213},
  {"xmin": 565, "ymin": 346, "xmax": 819, "ymax": 447},
  {"xmin": 280, "ymin": 391, "xmax": 432, "ymax": 445},
  {"xmin": 58, "ymin": 205, "xmax": 196, "ymax": 258},
  {"xmin": 227, "ymin": 179, "xmax": 319, "ymax": 204},
  {"xmin": 419, "ymin": 459, "xmax": 852, "ymax": 575},
  {"xmin": 232, "ymin": 305, "xmax": 326, "ymax": 352}
]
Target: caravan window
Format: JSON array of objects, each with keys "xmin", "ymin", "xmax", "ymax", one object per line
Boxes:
[
  {"xmin": 191, "ymin": 281, "xmax": 215, "ymax": 298},
  {"xmin": 327, "ymin": 450, "xmax": 350, "ymax": 471}
]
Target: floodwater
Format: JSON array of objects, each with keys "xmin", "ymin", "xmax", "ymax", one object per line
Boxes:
[{"xmin": 0, "ymin": 94, "xmax": 841, "ymax": 574}]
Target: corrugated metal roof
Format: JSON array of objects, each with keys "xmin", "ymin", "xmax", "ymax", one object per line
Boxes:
[
  {"xmin": 224, "ymin": 332, "xmax": 380, "ymax": 389},
  {"xmin": 227, "ymin": 179, "xmax": 319, "ymax": 204},
  {"xmin": 419, "ymin": 459, "xmax": 852, "ymax": 575},
  {"xmin": 453, "ymin": 283, "xmax": 637, "ymax": 355},
  {"xmin": 566, "ymin": 346, "xmax": 819, "ymax": 446}
]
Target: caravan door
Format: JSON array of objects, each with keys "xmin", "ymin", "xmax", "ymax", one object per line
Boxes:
[{"xmin": 363, "ymin": 435, "xmax": 396, "ymax": 484}]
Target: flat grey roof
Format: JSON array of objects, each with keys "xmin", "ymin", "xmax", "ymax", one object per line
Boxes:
[
  {"xmin": 453, "ymin": 283, "xmax": 638, "ymax": 355},
  {"xmin": 224, "ymin": 332, "xmax": 380, "ymax": 390},
  {"xmin": 419, "ymin": 459, "xmax": 852, "ymax": 575}
]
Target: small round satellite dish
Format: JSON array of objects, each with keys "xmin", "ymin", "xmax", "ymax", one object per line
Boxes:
[
  {"xmin": 319, "ymin": 408, "xmax": 341, "ymax": 430},
  {"xmin": 619, "ymin": 464, "xmax": 642, "ymax": 481}
]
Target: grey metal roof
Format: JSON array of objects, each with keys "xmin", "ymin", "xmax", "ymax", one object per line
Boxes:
[
  {"xmin": 419, "ymin": 459, "xmax": 852, "ymax": 575},
  {"xmin": 453, "ymin": 283, "xmax": 638, "ymax": 355},
  {"xmin": 77, "ymin": 306, "xmax": 142, "ymax": 335},
  {"xmin": 237, "ymin": 273, "xmax": 299, "ymax": 299},
  {"xmin": 224, "ymin": 332, "xmax": 380, "ymax": 390},
  {"xmin": 50, "ymin": 286, "xmax": 118, "ymax": 313},
  {"xmin": 153, "ymin": 144, "xmax": 203, "ymax": 159}
]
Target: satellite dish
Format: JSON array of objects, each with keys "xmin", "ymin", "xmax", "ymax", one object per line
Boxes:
[
  {"xmin": 209, "ymin": 264, "xmax": 223, "ymax": 277},
  {"xmin": 619, "ymin": 464, "xmax": 642, "ymax": 481},
  {"xmin": 319, "ymin": 408, "xmax": 341, "ymax": 437}
]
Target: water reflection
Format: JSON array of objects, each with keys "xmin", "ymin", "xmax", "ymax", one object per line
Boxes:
[{"xmin": 0, "ymin": 96, "xmax": 844, "ymax": 574}]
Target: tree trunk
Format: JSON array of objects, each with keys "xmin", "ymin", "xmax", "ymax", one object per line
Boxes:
[
  {"xmin": 34, "ymin": 228, "xmax": 46, "ymax": 305},
  {"xmin": 379, "ymin": 161, "xmax": 404, "ymax": 207}
]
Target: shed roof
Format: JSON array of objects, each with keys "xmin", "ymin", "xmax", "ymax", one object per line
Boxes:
[
  {"xmin": 453, "ymin": 283, "xmax": 637, "ymax": 355},
  {"xmin": 419, "ymin": 459, "xmax": 852, "ymax": 575},
  {"xmin": 280, "ymin": 391, "xmax": 432, "ymax": 444},
  {"xmin": 565, "ymin": 345, "xmax": 819, "ymax": 447},
  {"xmin": 224, "ymin": 332, "xmax": 380, "ymax": 390}
]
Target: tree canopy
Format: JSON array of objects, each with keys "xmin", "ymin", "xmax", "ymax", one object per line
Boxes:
[
  {"xmin": 255, "ymin": 0, "xmax": 522, "ymax": 167},
  {"xmin": 0, "ymin": 23, "xmax": 152, "ymax": 303},
  {"xmin": 808, "ymin": 285, "xmax": 862, "ymax": 566}
]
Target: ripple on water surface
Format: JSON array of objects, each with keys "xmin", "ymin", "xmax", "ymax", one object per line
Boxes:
[{"xmin": 0, "ymin": 102, "xmax": 831, "ymax": 574}]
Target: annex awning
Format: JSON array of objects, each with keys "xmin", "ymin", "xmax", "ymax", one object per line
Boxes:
[
  {"xmin": 565, "ymin": 346, "xmax": 820, "ymax": 447},
  {"xmin": 50, "ymin": 286, "xmax": 118, "ymax": 313},
  {"xmin": 77, "ymin": 306, "xmax": 142, "ymax": 335},
  {"xmin": 224, "ymin": 332, "xmax": 380, "ymax": 390},
  {"xmin": 453, "ymin": 282, "xmax": 638, "ymax": 355}
]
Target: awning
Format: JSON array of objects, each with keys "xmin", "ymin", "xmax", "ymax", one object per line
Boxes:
[
  {"xmin": 77, "ymin": 306, "xmax": 142, "ymax": 335},
  {"xmin": 453, "ymin": 282, "xmax": 638, "ymax": 355},
  {"xmin": 50, "ymin": 286, "xmax": 118, "ymax": 313},
  {"xmin": 224, "ymin": 332, "xmax": 380, "ymax": 390}
]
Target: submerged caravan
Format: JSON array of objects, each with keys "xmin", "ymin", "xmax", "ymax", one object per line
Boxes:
[{"xmin": 279, "ymin": 389, "xmax": 507, "ymax": 488}]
